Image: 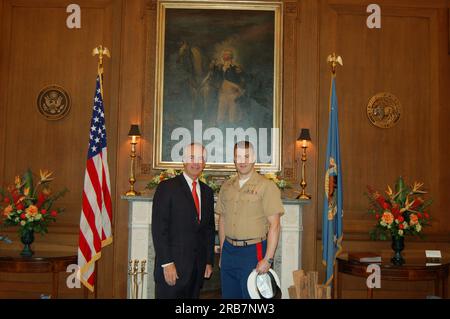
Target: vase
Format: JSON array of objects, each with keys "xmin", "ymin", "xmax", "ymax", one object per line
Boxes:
[
  {"xmin": 20, "ymin": 229, "xmax": 35, "ymax": 257},
  {"xmin": 391, "ymin": 236, "xmax": 405, "ymax": 265}
]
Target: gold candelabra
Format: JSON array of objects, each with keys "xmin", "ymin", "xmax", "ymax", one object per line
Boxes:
[
  {"xmin": 297, "ymin": 129, "xmax": 311, "ymax": 200},
  {"xmin": 128, "ymin": 259, "xmax": 147, "ymax": 299},
  {"xmin": 125, "ymin": 124, "xmax": 141, "ymax": 196}
]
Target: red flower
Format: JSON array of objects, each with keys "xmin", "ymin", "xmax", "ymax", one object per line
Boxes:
[
  {"xmin": 51, "ymin": 210, "xmax": 58, "ymax": 217},
  {"xmin": 16, "ymin": 202, "xmax": 25, "ymax": 211},
  {"xmin": 424, "ymin": 212, "xmax": 430, "ymax": 219},
  {"xmin": 41, "ymin": 209, "xmax": 47, "ymax": 215},
  {"xmin": 376, "ymin": 197, "xmax": 386, "ymax": 207},
  {"xmin": 399, "ymin": 224, "xmax": 404, "ymax": 230},
  {"xmin": 411, "ymin": 198, "xmax": 423, "ymax": 209},
  {"xmin": 3, "ymin": 197, "xmax": 10, "ymax": 204},
  {"xmin": 375, "ymin": 214, "xmax": 380, "ymax": 220},
  {"xmin": 417, "ymin": 213, "xmax": 422, "ymax": 218},
  {"xmin": 391, "ymin": 205, "xmax": 400, "ymax": 216},
  {"xmin": 397, "ymin": 216, "xmax": 404, "ymax": 223},
  {"xmin": 20, "ymin": 213, "xmax": 26, "ymax": 220},
  {"xmin": 37, "ymin": 193, "xmax": 46, "ymax": 204},
  {"xmin": 382, "ymin": 202, "xmax": 391, "ymax": 210}
]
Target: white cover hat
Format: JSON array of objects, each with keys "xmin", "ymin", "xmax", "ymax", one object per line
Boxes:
[{"xmin": 247, "ymin": 269, "xmax": 281, "ymax": 299}]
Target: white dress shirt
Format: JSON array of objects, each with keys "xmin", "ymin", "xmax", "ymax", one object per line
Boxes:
[{"xmin": 182, "ymin": 172, "xmax": 201, "ymax": 217}]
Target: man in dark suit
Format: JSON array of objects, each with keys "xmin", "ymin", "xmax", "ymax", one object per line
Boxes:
[{"xmin": 152, "ymin": 143, "xmax": 215, "ymax": 299}]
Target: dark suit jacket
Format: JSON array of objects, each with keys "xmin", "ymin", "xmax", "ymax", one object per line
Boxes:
[{"xmin": 152, "ymin": 174, "xmax": 215, "ymax": 285}]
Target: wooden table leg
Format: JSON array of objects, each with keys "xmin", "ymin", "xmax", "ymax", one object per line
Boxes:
[
  {"xmin": 52, "ymin": 272, "xmax": 59, "ymax": 299},
  {"xmin": 367, "ymin": 288, "xmax": 374, "ymax": 299},
  {"xmin": 333, "ymin": 264, "xmax": 337, "ymax": 299},
  {"xmin": 333, "ymin": 261, "xmax": 342, "ymax": 299},
  {"xmin": 442, "ymin": 273, "xmax": 448, "ymax": 299},
  {"xmin": 83, "ymin": 286, "xmax": 89, "ymax": 299},
  {"xmin": 434, "ymin": 276, "xmax": 441, "ymax": 298}
]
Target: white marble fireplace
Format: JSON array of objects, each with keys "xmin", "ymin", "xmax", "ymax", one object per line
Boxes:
[{"xmin": 123, "ymin": 195, "xmax": 308, "ymax": 299}]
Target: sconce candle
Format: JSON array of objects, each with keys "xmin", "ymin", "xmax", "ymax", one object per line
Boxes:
[
  {"xmin": 126, "ymin": 124, "xmax": 141, "ymax": 196},
  {"xmin": 297, "ymin": 128, "xmax": 311, "ymax": 200}
]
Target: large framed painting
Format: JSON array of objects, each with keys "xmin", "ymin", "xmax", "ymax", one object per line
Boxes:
[{"xmin": 153, "ymin": 0, "xmax": 283, "ymax": 171}]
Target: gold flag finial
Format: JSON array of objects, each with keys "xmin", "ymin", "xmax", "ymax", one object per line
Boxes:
[
  {"xmin": 92, "ymin": 45, "xmax": 111, "ymax": 62},
  {"xmin": 92, "ymin": 45, "xmax": 110, "ymax": 95},
  {"xmin": 327, "ymin": 53, "xmax": 343, "ymax": 74}
]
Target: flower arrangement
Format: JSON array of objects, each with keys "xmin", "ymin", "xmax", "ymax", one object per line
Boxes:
[
  {"xmin": 147, "ymin": 168, "xmax": 181, "ymax": 189},
  {"xmin": 366, "ymin": 176, "xmax": 432, "ymax": 240},
  {"xmin": 0, "ymin": 169, "xmax": 68, "ymax": 237},
  {"xmin": 146, "ymin": 169, "xmax": 290, "ymax": 193},
  {"xmin": 146, "ymin": 169, "xmax": 221, "ymax": 193},
  {"xmin": 262, "ymin": 172, "xmax": 291, "ymax": 190}
]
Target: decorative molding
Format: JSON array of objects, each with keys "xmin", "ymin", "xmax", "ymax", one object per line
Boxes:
[
  {"xmin": 146, "ymin": 0, "xmax": 157, "ymax": 11},
  {"xmin": 317, "ymin": 230, "xmax": 450, "ymax": 243},
  {"xmin": 140, "ymin": 163, "xmax": 152, "ymax": 175},
  {"xmin": 284, "ymin": 167, "xmax": 294, "ymax": 179},
  {"xmin": 285, "ymin": 1, "xmax": 298, "ymax": 16}
]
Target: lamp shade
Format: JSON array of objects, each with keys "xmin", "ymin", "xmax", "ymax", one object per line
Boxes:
[
  {"xmin": 297, "ymin": 128, "xmax": 311, "ymax": 141},
  {"xmin": 128, "ymin": 124, "xmax": 141, "ymax": 137}
]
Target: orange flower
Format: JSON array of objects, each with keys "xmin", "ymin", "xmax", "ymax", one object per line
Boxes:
[
  {"xmin": 409, "ymin": 214, "xmax": 419, "ymax": 225},
  {"xmin": 3, "ymin": 205, "xmax": 13, "ymax": 217},
  {"xmin": 25, "ymin": 205, "xmax": 38, "ymax": 217},
  {"xmin": 381, "ymin": 212, "xmax": 394, "ymax": 225},
  {"xmin": 42, "ymin": 188, "xmax": 52, "ymax": 196}
]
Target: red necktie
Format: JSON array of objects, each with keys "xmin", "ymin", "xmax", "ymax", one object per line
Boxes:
[{"xmin": 192, "ymin": 180, "xmax": 200, "ymax": 222}]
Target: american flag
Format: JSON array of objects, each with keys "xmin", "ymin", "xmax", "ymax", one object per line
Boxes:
[{"xmin": 78, "ymin": 75, "xmax": 113, "ymax": 292}]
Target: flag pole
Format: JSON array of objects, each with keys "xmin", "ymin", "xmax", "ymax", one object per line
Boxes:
[
  {"xmin": 92, "ymin": 45, "xmax": 111, "ymax": 96},
  {"xmin": 77, "ymin": 45, "xmax": 113, "ymax": 295},
  {"xmin": 322, "ymin": 53, "xmax": 344, "ymax": 289}
]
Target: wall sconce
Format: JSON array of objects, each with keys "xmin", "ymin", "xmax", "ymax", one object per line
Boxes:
[
  {"xmin": 125, "ymin": 124, "xmax": 141, "ymax": 196},
  {"xmin": 297, "ymin": 128, "xmax": 311, "ymax": 200}
]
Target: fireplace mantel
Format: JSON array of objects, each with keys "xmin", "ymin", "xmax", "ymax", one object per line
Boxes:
[{"xmin": 122, "ymin": 195, "xmax": 309, "ymax": 299}]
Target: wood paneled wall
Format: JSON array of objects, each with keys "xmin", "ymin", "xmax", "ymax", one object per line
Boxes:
[
  {"xmin": 0, "ymin": 0, "xmax": 449, "ymax": 299},
  {"xmin": 0, "ymin": 0, "xmax": 122, "ymax": 298},
  {"xmin": 316, "ymin": 0, "xmax": 450, "ymax": 298}
]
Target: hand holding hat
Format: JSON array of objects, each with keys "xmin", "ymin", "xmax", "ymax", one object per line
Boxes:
[{"xmin": 247, "ymin": 268, "xmax": 282, "ymax": 299}]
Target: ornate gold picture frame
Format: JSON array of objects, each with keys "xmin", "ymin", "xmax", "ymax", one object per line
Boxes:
[{"xmin": 153, "ymin": 0, "xmax": 283, "ymax": 171}]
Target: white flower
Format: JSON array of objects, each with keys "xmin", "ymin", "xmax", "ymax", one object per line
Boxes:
[
  {"xmin": 380, "ymin": 221, "xmax": 387, "ymax": 227},
  {"xmin": 14, "ymin": 217, "xmax": 19, "ymax": 222},
  {"xmin": 395, "ymin": 219, "xmax": 399, "ymax": 224},
  {"xmin": 20, "ymin": 220, "xmax": 26, "ymax": 226},
  {"xmin": 403, "ymin": 221, "xmax": 409, "ymax": 229},
  {"xmin": 29, "ymin": 217, "xmax": 34, "ymax": 222},
  {"xmin": 398, "ymin": 230, "xmax": 404, "ymax": 236},
  {"xmin": 416, "ymin": 224, "xmax": 422, "ymax": 232},
  {"xmin": 35, "ymin": 214, "xmax": 42, "ymax": 221}
]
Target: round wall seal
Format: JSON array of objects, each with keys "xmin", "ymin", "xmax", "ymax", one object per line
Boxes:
[
  {"xmin": 367, "ymin": 92, "xmax": 401, "ymax": 128},
  {"xmin": 37, "ymin": 85, "xmax": 71, "ymax": 120}
]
